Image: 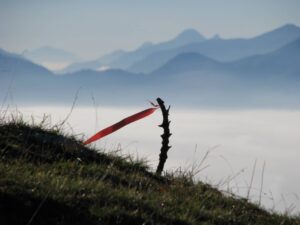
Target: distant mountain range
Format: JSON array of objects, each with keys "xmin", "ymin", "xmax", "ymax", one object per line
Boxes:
[
  {"xmin": 61, "ymin": 28, "xmax": 206, "ymax": 73},
  {"xmin": 0, "ymin": 48, "xmax": 52, "ymax": 79},
  {"xmin": 152, "ymin": 37, "xmax": 300, "ymax": 77},
  {"xmin": 130, "ymin": 24, "xmax": 300, "ymax": 73},
  {"xmin": 56, "ymin": 24, "xmax": 300, "ymax": 74},
  {"xmin": 1, "ymin": 24, "xmax": 300, "ymax": 107},
  {"xmin": 232, "ymin": 37, "xmax": 300, "ymax": 76},
  {"xmin": 59, "ymin": 50, "xmax": 125, "ymax": 74},
  {"xmin": 23, "ymin": 46, "xmax": 80, "ymax": 71}
]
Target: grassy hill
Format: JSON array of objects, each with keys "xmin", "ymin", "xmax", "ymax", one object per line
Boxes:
[{"xmin": 0, "ymin": 120, "xmax": 299, "ymax": 225}]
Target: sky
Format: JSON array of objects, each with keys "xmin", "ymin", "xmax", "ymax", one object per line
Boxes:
[{"xmin": 1, "ymin": 0, "xmax": 300, "ymax": 59}]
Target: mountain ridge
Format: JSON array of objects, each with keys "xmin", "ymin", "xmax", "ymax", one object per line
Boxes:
[
  {"xmin": 61, "ymin": 28, "xmax": 206, "ymax": 73},
  {"xmin": 1, "ymin": 25, "xmax": 300, "ymax": 107},
  {"xmin": 129, "ymin": 24, "xmax": 300, "ymax": 73},
  {"xmin": 23, "ymin": 46, "xmax": 81, "ymax": 71}
]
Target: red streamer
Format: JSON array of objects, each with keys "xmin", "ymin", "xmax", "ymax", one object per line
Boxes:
[{"xmin": 83, "ymin": 107, "xmax": 158, "ymax": 145}]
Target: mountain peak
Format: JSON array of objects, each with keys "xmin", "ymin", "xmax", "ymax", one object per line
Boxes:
[
  {"xmin": 280, "ymin": 23, "xmax": 300, "ymax": 30},
  {"xmin": 259, "ymin": 23, "xmax": 300, "ymax": 38},
  {"xmin": 252, "ymin": 23, "xmax": 300, "ymax": 46},
  {"xmin": 152, "ymin": 52, "xmax": 220, "ymax": 76},
  {"xmin": 175, "ymin": 29, "xmax": 205, "ymax": 42},
  {"xmin": 270, "ymin": 24, "xmax": 300, "ymax": 35}
]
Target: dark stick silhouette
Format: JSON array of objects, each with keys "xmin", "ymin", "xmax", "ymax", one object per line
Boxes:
[{"xmin": 156, "ymin": 98, "xmax": 171, "ymax": 175}]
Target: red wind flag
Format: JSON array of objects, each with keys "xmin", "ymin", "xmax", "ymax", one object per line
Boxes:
[{"xmin": 83, "ymin": 107, "xmax": 158, "ymax": 145}]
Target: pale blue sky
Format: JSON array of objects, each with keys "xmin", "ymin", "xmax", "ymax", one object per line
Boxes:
[{"xmin": 1, "ymin": 0, "xmax": 300, "ymax": 59}]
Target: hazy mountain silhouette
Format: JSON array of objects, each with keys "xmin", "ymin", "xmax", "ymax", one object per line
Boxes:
[
  {"xmin": 130, "ymin": 24, "xmax": 300, "ymax": 73},
  {"xmin": 151, "ymin": 52, "xmax": 227, "ymax": 77},
  {"xmin": 0, "ymin": 48, "xmax": 145, "ymax": 104},
  {"xmin": 153, "ymin": 37, "xmax": 300, "ymax": 75},
  {"xmin": 62, "ymin": 29, "xmax": 206, "ymax": 73},
  {"xmin": 23, "ymin": 46, "xmax": 80, "ymax": 71},
  {"xmin": 144, "ymin": 40, "xmax": 300, "ymax": 107},
  {"xmin": 1, "ymin": 48, "xmax": 53, "ymax": 79},
  {"xmin": 59, "ymin": 50, "xmax": 125, "ymax": 74},
  {"xmin": 57, "ymin": 38, "xmax": 300, "ymax": 107},
  {"xmin": 1, "ymin": 25, "xmax": 300, "ymax": 107},
  {"xmin": 232, "ymin": 38, "xmax": 300, "ymax": 76},
  {"xmin": 0, "ymin": 48, "xmax": 59, "ymax": 103}
]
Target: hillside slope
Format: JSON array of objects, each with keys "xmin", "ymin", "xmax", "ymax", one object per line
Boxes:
[{"xmin": 0, "ymin": 121, "xmax": 299, "ymax": 225}]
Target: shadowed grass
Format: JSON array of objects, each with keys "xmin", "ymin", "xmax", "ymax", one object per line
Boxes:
[{"xmin": 0, "ymin": 120, "xmax": 299, "ymax": 225}]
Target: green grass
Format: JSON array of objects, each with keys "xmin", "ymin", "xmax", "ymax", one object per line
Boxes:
[{"xmin": 0, "ymin": 121, "xmax": 299, "ymax": 225}]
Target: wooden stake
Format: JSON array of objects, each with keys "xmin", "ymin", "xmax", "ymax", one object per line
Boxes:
[{"xmin": 156, "ymin": 98, "xmax": 171, "ymax": 175}]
